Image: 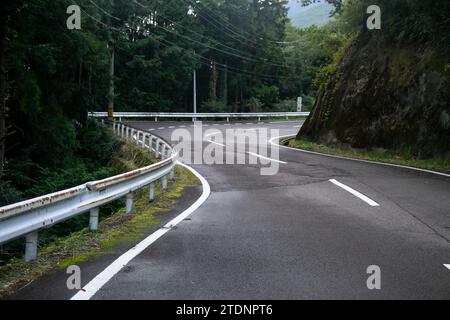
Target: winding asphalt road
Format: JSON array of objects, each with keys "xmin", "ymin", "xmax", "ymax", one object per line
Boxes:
[{"xmin": 12, "ymin": 120, "xmax": 450, "ymax": 300}]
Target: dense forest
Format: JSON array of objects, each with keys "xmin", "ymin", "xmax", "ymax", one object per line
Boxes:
[{"xmin": 0, "ymin": 0, "xmax": 344, "ymax": 206}]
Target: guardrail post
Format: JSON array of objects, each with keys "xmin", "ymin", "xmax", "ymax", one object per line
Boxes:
[
  {"xmin": 164, "ymin": 146, "xmax": 170, "ymax": 159},
  {"xmin": 227, "ymin": 117, "xmax": 230, "ymax": 122},
  {"xmin": 126, "ymin": 193, "xmax": 134, "ymax": 215},
  {"xmin": 162, "ymin": 176, "xmax": 168, "ymax": 191},
  {"xmin": 149, "ymin": 183, "xmax": 155, "ymax": 202},
  {"xmin": 140, "ymin": 132, "xmax": 145, "ymax": 147},
  {"xmin": 122, "ymin": 125, "xmax": 126, "ymax": 138},
  {"xmin": 170, "ymin": 168, "xmax": 175, "ymax": 180},
  {"xmin": 90, "ymin": 208, "xmax": 99, "ymax": 231},
  {"xmin": 144, "ymin": 134, "xmax": 149, "ymax": 148},
  {"xmin": 25, "ymin": 231, "xmax": 38, "ymax": 262},
  {"xmin": 157, "ymin": 142, "xmax": 163, "ymax": 159},
  {"xmin": 134, "ymin": 130, "xmax": 138, "ymax": 145},
  {"xmin": 155, "ymin": 117, "xmax": 158, "ymax": 122},
  {"xmin": 154, "ymin": 139, "xmax": 159, "ymax": 158}
]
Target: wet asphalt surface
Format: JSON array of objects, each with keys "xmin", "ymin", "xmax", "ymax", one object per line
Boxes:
[{"xmin": 11, "ymin": 120, "xmax": 450, "ymax": 300}]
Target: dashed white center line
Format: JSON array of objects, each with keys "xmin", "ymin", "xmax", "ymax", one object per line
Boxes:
[
  {"xmin": 444, "ymin": 264, "xmax": 450, "ymax": 271},
  {"xmin": 179, "ymin": 125, "xmax": 186, "ymax": 128},
  {"xmin": 158, "ymin": 127, "xmax": 166, "ymax": 130},
  {"xmin": 148, "ymin": 129, "xmax": 155, "ymax": 131},
  {"xmin": 329, "ymin": 179, "xmax": 380, "ymax": 207},
  {"xmin": 168, "ymin": 126, "xmax": 175, "ymax": 129},
  {"xmin": 207, "ymin": 140, "xmax": 226, "ymax": 147},
  {"xmin": 205, "ymin": 131, "xmax": 222, "ymax": 137},
  {"xmin": 247, "ymin": 152, "xmax": 287, "ymax": 164}
]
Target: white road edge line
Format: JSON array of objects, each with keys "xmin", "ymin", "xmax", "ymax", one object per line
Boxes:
[
  {"xmin": 247, "ymin": 152, "xmax": 287, "ymax": 164},
  {"xmin": 269, "ymin": 135, "xmax": 450, "ymax": 178},
  {"xmin": 444, "ymin": 264, "xmax": 450, "ymax": 271},
  {"xmin": 329, "ymin": 179, "xmax": 380, "ymax": 207},
  {"xmin": 70, "ymin": 162, "xmax": 211, "ymax": 301}
]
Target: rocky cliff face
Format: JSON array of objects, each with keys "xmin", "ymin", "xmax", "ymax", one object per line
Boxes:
[{"xmin": 298, "ymin": 32, "xmax": 450, "ymax": 159}]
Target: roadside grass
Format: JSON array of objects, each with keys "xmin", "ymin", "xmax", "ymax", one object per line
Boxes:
[
  {"xmin": 283, "ymin": 138, "xmax": 450, "ymax": 173},
  {"xmin": 0, "ymin": 163, "xmax": 199, "ymax": 299}
]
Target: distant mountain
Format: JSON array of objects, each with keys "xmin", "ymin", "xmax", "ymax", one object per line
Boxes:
[{"xmin": 287, "ymin": 0, "xmax": 334, "ymax": 29}]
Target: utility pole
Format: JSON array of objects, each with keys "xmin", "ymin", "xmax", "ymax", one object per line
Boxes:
[
  {"xmin": 193, "ymin": 67, "xmax": 197, "ymax": 123},
  {"xmin": 297, "ymin": 96, "xmax": 303, "ymax": 112},
  {"xmin": 107, "ymin": 46, "xmax": 115, "ymax": 119}
]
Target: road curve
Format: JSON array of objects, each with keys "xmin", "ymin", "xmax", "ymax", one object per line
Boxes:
[
  {"xmin": 11, "ymin": 121, "xmax": 450, "ymax": 300},
  {"xmin": 89, "ymin": 120, "xmax": 450, "ymax": 300}
]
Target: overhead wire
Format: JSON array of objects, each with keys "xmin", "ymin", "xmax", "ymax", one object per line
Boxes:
[
  {"xmin": 180, "ymin": 0, "xmax": 304, "ymax": 45},
  {"xmin": 70, "ymin": 0, "xmax": 300, "ymax": 80},
  {"xmin": 133, "ymin": 0, "xmax": 295, "ymax": 68}
]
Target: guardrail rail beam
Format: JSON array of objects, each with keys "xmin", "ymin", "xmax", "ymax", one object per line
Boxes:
[{"xmin": 0, "ymin": 122, "xmax": 177, "ymax": 262}]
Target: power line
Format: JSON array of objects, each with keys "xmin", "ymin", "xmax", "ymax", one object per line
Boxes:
[
  {"xmin": 134, "ymin": 1, "xmax": 270, "ymax": 58},
  {"xmin": 75, "ymin": 0, "xmax": 301, "ymax": 80},
  {"xmin": 178, "ymin": 0, "xmax": 264, "ymax": 49},
  {"xmin": 88, "ymin": 0, "xmax": 298, "ymax": 72},
  {"xmin": 88, "ymin": 0, "xmax": 121, "ymax": 21},
  {"xmin": 149, "ymin": 32, "xmax": 298, "ymax": 81},
  {"xmin": 133, "ymin": 0, "xmax": 295, "ymax": 68},
  {"xmin": 151, "ymin": 21, "xmax": 293, "ymax": 69},
  {"xmin": 181, "ymin": 0, "xmax": 304, "ymax": 45}
]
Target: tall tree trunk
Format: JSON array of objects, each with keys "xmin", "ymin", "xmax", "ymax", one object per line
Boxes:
[
  {"xmin": 209, "ymin": 60, "xmax": 218, "ymax": 101},
  {"xmin": 222, "ymin": 64, "xmax": 228, "ymax": 107},
  {"xmin": 107, "ymin": 46, "xmax": 115, "ymax": 118},
  {"xmin": 78, "ymin": 60, "xmax": 83, "ymax": 89},
  {"xmin": 0, "ymin": 10, "xmax": 8, "ymax": 178}
]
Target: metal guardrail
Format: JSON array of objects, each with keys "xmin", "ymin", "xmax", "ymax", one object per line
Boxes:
[
  {"xmin": 0, "ymin": 123, "xmax": 177, "ymax": 262},
  {"xmin": 88, "ymin": 112, "xmax": 310, "ymax": 122}
]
